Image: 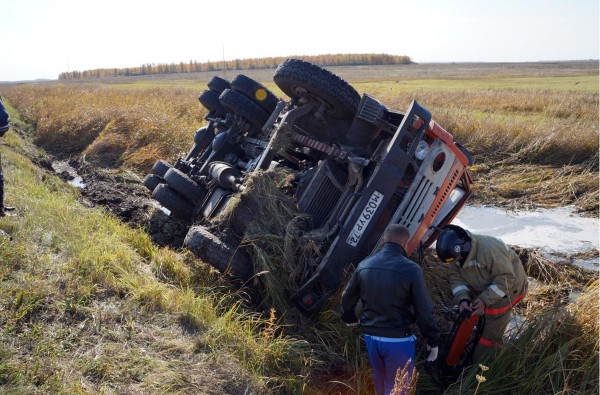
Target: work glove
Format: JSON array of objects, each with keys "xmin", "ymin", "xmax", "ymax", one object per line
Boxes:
[{"xmin": 426, "ymin": 345, "xmax": 439, "ymax": 362}]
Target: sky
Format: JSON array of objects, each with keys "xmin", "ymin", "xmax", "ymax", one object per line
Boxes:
[{"xmin": 1, "ymin": 0, "xmax": 598, "ymax": 81}]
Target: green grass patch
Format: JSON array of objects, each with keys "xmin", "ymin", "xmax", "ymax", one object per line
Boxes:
[{"xmin": 0, "ymin": 130, "xmax": 317, "ymax": 393}]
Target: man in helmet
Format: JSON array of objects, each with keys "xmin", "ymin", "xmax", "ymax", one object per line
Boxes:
[
  {"xmin": 436, "ymin": 224, "xmax": 528, "ymax": 362},
  {"xmin": 341, "ymin": 224, "xmax": 440, "ymax": 395},
  {"xmin": 0, "ymin": 96, "xmax": 15, "ymax": 217}
]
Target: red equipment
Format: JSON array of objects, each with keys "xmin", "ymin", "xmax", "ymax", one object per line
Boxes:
[
  {"xmin": 426, "ymin": 308, "xmax": 485, "ymax": 388},
  {"xmin": 445, "ymin": 312, "xmax": 481, "ymax": 367}
]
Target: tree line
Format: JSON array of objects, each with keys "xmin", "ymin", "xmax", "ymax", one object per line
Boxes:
[{"xmin": 58, "ymin": 53, "xmax": 412, "ymax": 80}]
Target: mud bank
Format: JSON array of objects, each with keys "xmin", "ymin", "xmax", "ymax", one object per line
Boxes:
[{"xmin": 49, "ymin": 158, "xmax": 190, "ymax": 247}]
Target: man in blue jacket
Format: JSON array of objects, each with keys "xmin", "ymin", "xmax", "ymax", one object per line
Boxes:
[
  {"xmin": 0, "ymin": 96, "xmax": 15, "ymax": 216},
  {"xmin": 341, "ymin": 224, "xmax": 440, "ymax": 395}
]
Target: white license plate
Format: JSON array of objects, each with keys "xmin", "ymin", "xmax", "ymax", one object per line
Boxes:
[{"xmin": 346, "ymin": 190, "xmax": 384, "ymax": 247}]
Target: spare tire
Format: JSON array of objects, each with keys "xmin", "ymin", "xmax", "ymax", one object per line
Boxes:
[
  {"xmin": 219, "ymin": 89, "xmax": 269, "ymax": 132},
  {"xmin": 207, "ymin": 76, "xmax": 231, "ymax": 94},
  {"xmin": 274, "ymin": 59, "xmax": 360, "ymax": 120},
  {"xmin": 198, "ymin": 89, "xmax": 227, "ymax": 116},
  {"xmin": 150, "ymin": 159, "xmax": 173, "ymax": 178},
  {"xmin": 231, "ymin": 74, "xmax": 279, "ymax": 114},
  {"xmin": 152, "ymin": 184, "xmax": 194, "ymax": 219},
  {"xmin": 164, "ymin": 168, "xmax": 205, "ymax": 204}
]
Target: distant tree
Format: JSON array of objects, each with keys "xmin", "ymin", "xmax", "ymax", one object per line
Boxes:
[{"xmin": 57, "ymin": 53, "xmax": 413, "ymax": 80}]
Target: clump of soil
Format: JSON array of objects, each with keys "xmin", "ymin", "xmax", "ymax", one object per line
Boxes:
[
  {"xmin": 43, "ymin": 156, "xmax": 190, "ymax": 248},
  {"xmin": 74, "ymin": 158, "xmax": 154, "ymax": 224}
]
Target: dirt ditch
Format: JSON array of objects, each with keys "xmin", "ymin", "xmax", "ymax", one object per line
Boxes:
[{"xmin": 39, "ymin": 155, "xmax": 189, "ymax": 248}]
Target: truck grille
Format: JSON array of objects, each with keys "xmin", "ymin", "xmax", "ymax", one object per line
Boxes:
[
  {"xmin": 398, "ymin": 176, "xmax": 434, "ymax": 228},
  {"xmin": 298, "ymin": 160, "xmax": 348, "ymax": 229}
]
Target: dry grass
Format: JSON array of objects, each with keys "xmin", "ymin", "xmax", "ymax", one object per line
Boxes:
[
  {"xmin": 446, "ymin": 281, "xmax": 599, "ymax": 394},
  {"xmin": 468, "ymin": 160, "xmax": 599, "ymax": 213},
  {"xmin": 1, "ymin": 85, "xmax": 204, "ymax": 170},
  {"xmin": 373, "ymin": 88, "xmax": 599, "ymax": 166},
  {"xmin": 215, "ymin": 169, "xmax": 312, "ymax": 316}
]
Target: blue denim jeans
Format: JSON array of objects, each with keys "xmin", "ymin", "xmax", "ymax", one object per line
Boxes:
[{"xmin": 364, "ymin": 334, "xmax": 416, "ymax": 395}]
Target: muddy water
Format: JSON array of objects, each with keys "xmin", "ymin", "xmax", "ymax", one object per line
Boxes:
[
  {"xmin": 51, "ymin": 161, "xmax": 85, "ymax": 188},
  {"xmin": 453, "ymin": 205, "xmax": 599, "ymax": 269}
]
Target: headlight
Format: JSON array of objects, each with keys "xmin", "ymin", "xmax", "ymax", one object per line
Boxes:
[{"xmin": 415, "ymin": 140, "xmax": 430, "ymax": 160}]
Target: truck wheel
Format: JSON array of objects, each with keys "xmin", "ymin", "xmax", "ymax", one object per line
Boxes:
[
  {"xmin": 198, "ymin": 89, "xmax": 227, "ymax": 116},
  {"xmin": 231, "ymin": 74, "xmax": 279, "ymax": 114},
  {"xmin": 151, "ymin": 159, "xmax": 173, "ymax": 178},
  {"xmin": 219, "ymin": 89, "xmax": 269, "ymax": 132},
  {"xmin": 163, "ymin": 168, "xmax": 205, "ymax": 204},
  {"xmin": 184, "ymin": 226, "xmax": 253, "ymax": 280},
  {"xmin": 143, "ymin": 173, "xmax": 163, "ymax": 192},
  {"xmin": 207, "ymin": 76, "xmax": 231, "ymax": 94},
  {"xmin": 274, "ymin": 58, "xmax": 360, "ymax": 120},
  {"xmin": 152, "ymin": 184, "xmax": 194, "ymax": 219}
]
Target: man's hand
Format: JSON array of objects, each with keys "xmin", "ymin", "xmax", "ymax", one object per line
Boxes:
[
  {"xmin": 459, "ymin": 300, "xmax": 472, "ymax": 313},
  {"xmin": 471, "ymin": 298, "xmax": 485, "ymax": 315},
  {"xmin": 426, "ymin": 345, "xmax": 439, "ymax": 362}
]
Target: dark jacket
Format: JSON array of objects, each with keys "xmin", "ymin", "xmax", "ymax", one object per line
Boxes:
[
  {"xmin": 0, "ymin": 97, "xmax": 9, "ymax": 136},
  {"xmin": 340, "ymin": 242, "xmax": 439, "ymax": 347}
]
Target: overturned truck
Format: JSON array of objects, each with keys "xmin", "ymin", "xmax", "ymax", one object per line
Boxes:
[{"xmin": 144, "ymin": 59, "xmax": 473, "ymax": 316}]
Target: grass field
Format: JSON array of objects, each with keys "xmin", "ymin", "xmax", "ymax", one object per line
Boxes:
[{"xmin": 0, "ymin": 61, "xmax": 598, "ymax": 394}]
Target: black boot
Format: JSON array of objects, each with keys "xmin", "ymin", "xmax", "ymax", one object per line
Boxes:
[{"xmin": 0, "ymin": 206, "xmax": 16, "ymax": 217}]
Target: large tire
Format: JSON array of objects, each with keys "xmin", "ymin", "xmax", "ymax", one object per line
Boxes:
[
  {"xmin": 152, "ymin": 184, "xmax": 194, "ymax": 219},
  {"xmin": 184, "ymin": 226, "xmax": 253, "ymax": 280},
  {"xmin": 198, "ymin": 89, "xmax": 227, "ymax": 116},
  {"xmin": 231, "ymin": 74, "xmax": 279, "ymax": 114},
  {"xmin": 151, "ymin": 159, "xmax": 173, "ymax": 178},
  {"xmin": 163, "ymin": 168, "xmax": 205, "ymax": 204},
  {"xmin": 219, "ymin": 89, "xmax": 269, "ymax": 132},
  {"xmin": 207, "ymin": 76, "xmax": 231, "ymax": 94},
  {"xmin": 143, "ymin": 173, "xmax": 163, "ymax": 192},
  {"xmin": 274, "ymin": 59, "xmax": 360, "ymax": 120}
]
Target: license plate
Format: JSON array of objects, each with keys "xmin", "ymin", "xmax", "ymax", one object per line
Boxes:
[{"xmin": 346, "ymin": 190, "xmax": 384, "ymax": 247}]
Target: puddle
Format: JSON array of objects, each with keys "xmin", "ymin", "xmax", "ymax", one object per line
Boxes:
[
  {"xmin": 571, "ymin": 258, "xmax": 598, "ymax": 271},
  {"xmin": 149, "ymin": 200, "xmax": 171, "ymax": 216},
  {"xmin": 504, "ymin": 314, "xmax": 526, "ymax": 342},
  {"xmin": 51, "ymin": 161, "xmax": 86, "ymax": 188},
  {"xmin": 452, "ymin": 205, "xmax": 599, "ymax": 269}
]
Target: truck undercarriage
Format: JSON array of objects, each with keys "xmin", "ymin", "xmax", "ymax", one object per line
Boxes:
[{"xmin": 144, "ymin": 59, "xmax": 474, "ymax": 316}]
